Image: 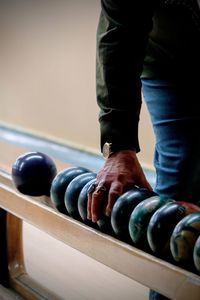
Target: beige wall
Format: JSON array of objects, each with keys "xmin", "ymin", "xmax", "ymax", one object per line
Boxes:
[{"xmin": 0, "ymin": 1, "xmax": 154, "ymax": 168}]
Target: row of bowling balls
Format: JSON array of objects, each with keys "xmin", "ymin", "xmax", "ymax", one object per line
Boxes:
[
  {"xmin": 11, "ymin": 152, "xmax": 200, "ymax": 274},
  {"xmin": 50, "ymin": 166, "xmax": 200, "ymax": 274}
]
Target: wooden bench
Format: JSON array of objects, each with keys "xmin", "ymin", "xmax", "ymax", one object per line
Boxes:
[{"xmin": 0, "ymin": 141, "xmax": 200, "ymax": 300}]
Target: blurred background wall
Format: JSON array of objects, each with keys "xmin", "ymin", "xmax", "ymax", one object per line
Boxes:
[
  {"xmin": 0, "ymin": 2, "xmax": 155, "ymax": 298},
  {"xmin": 0, "ymin": 0, "xmax": 154, "ymax": 168}
]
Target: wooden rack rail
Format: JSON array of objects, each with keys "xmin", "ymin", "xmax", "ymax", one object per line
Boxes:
[{"xmin": 0, "ymin": 142, "xmax": 200, "ymax": 299}]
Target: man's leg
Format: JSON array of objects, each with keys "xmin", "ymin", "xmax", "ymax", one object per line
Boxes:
[{"xmin": 142, "ymin": 78, "xmax": 200, "ymax": 299}]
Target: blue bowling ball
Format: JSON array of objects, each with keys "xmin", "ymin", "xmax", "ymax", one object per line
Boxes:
[{"xmin": 12, "ymin": 151, "xmax": 57, "ymax": 196}]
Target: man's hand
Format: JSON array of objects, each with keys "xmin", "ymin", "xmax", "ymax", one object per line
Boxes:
[{"xmin": 87, "ymin": 150, "xmax": 152, "ymax": 223}]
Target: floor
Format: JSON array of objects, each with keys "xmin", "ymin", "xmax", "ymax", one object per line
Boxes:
[
  {"xmin": 23, "ymin": 222, "xmax": 149, "ymax": 300},
  {"xmin": 0, "ymin": 285, "xmax": 24, "ymax": 300}
]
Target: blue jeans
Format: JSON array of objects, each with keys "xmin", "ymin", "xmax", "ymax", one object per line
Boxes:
[{"xmin": 142, "ymin": 79, "xmax": 200, "ymax": 300}]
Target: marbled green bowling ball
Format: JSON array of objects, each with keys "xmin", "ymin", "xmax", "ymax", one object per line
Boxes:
[
  {"xmin": 170, "ymin": 212, "xmax": 200, "ymax": 267},
  {"xmin": 111, "ymin": 187, "xmax": 156, "ymax": 241},
  {"xmin": 50, "ymin": 166, "xmax": 90, "ymax": 214},
  {"xmin": 193, "ymin": 235, "xmax": 200, "ymax": 273},
  {"xmin": 97, "ymin": 215, "xmax": 114, "ymax": 235},
  {"xmin": 129, "ymin": 196, "xmax": 174, "ymax": 249},
  {"xmin": 147, "ymin": 201, "xmax": 200, "ymax": 257}
]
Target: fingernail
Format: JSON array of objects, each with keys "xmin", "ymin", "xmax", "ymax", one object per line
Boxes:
[
  {"xmin": 105, "ymin": 208, "xmax": 111, "ymax": 217},
  {"xmin": 92, "ymin": 215, "xmax": 97, "ymax": 223}
]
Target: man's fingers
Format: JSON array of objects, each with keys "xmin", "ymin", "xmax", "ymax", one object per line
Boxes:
[
  {"xmin": 87, "ymin": 181, "xmax": 108, "ymax": 222},
  {"xmin": 87, "ymin": 174, "xmax": 152, "ymax": 223},
  {"xmin": 105, "ymin": 183, "xmax": 123, "ymax": 216},
  {"xmin": 87, "ymin": 191, "xmax": 92, "ymax": 220}
]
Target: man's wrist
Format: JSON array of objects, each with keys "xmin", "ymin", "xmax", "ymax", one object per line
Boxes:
[{"xmin": 102, "ymin": 142, "xmax": 136, "ymax": 159}]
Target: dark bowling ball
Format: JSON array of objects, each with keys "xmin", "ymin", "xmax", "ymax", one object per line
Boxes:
[
  {"xmin": 128, "ymin": 196, "xmax": 174, "ymax": 249},
  {"xmin": 77, "ymin": 178, "xmax": 113, "ymax": 233},
  {"xmin": 12, "ymin": 151, "xmax": 57, "ymax": 196},
  {"xmin": 64, "ymin": 172, "xmax": 96, "ymax": 219},
  {"xmin": 111, "ymin": 187, "xmax": 156, "ymax": 241},
  {"xmin": 170, "ymin": 212, "xmax": 200, "ymax": 269},
  {"xmin": 50, "ymin": 166, "xmax": 90, "ymax": 214},
  {"xmin": 147, "ymin": 201, "xmax": 200, "ymax": 258},
  {"xmin": 193, "ymin": 235, "xmax": 200, "ymax": 273},
  {"xmin": 78, "ymin": 177, "xmax": 97, "ymax": 226},
  {"xmin": 97, "ymin": 215, "xmax": 114, "ymax": 235}
]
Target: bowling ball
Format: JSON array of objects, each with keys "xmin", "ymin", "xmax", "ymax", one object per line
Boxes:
[
  {"xmin": 12, "ymin": 151, "xmax": 57, "ymax": 196},
  {"xmin": 77, "ymin": 178, "xmax": 113, "ymax": 234},
  {"xmin": 50, "ymin": 166, "xmax": 90, "ymax": 214},
  {"xmin": 147, "ymin": 201, "xmax": 200, "ymax": 257},
  {"xmin": 170, "ymin": 212, "xmax": 200, "ymax": 268},
  {"xmin": 111, "ymin": 187, "xmax": 156, "ymax": 241},
  {"xmin": 193, "ymin": 235, "xmax": 200, "ymax": 273},
  {"xmin": 78, "ymin": 177, "xmax": 97, "ymax": 226},
  {"xmin": 128, "ymin": 196, "xmax": 174, "ymax": 249},
  {"xmin": 97, "ymin": 215, "xmax": 114, "ymax": 235},
  {"xmin": 64, "ymin": 172, "xmax": 96, "ymax": 219}
]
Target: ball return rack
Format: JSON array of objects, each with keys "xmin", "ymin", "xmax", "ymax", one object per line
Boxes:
[{"xmin": 0, "ymin": 141, "xmax": 200, "ymax": 300}]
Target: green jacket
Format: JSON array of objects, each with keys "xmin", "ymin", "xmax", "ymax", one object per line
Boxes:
[{"xmin": 96, "ymin": 0, "xmax": 200, "ymax": 153}]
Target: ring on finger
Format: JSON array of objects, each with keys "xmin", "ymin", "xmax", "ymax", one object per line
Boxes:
[
  {"xmin": 87, "ymin": 182, "xmax": 97, "ymax": 194},
  {"xmin": 96, "ymin": 184, "xmax": 107, "ymax": 193}
]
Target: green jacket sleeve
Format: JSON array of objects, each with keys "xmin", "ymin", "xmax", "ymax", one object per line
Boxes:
[{"xmin": 96, "ymin": 0, "xmax": 155, "ymax": 152}]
